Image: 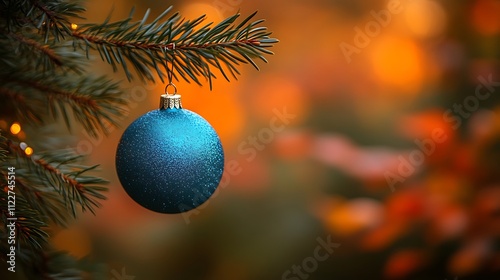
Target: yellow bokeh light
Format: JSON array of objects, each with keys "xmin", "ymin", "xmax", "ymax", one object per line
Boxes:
[
  {"xmin": 371, "ymin": 37, "xmax": 425, "ymax": 94},
  {"xmin": 24, "ymin": 147, "xmax": 33, "ymax": 156},
  {"xmin": 405, "ymin": 0, "xmax": 447, "ymax": 38},
  {"xmin": 10, "ymin": 123, "xmax": 21, "ymax": 135},
  {"xmin": 71, "ymin": 23, "xmax": 78, "ymax": 30}
]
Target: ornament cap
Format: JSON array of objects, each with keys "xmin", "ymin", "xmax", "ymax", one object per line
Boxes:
[{"xmin": 160, "ymin": 94, "xmax": 182, "ymax": 110}]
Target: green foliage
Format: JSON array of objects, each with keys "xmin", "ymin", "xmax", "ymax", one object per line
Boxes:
[
  {"xmin": 72, "ymin": 8, "xmax": 278, "ymax": 87},
  {"xmin": 0, "ymin": 136, "xmax": 111, "ymax": 278},
  {"xmin": 1, "ymin": 73, "xmax": 126, "ymax": 137}
]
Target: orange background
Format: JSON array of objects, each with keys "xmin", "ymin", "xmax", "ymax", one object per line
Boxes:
[{"xmin": 27, "ymin": 0, "xmax": 500, "ymax": 279}]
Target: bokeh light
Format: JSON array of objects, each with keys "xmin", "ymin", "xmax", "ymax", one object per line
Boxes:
[
  {"xmin": 405, "ymin": 0, "xmax": 447, "ymax": 38},
  {"xmin": 24, "ymin": 146, "xmax": 33, "ymax": 156},
  {"xmin": 471, "ymin": 0, "xmax": 500, "ymax": 35},
  {"xmin": 370, "ymin": 37, "xmax": 425, "ymax": 94},
  {"xmin": 10, "ymin": 122, "xmax": 21, "ymax": 135},
  {"xmin": 19, "ymin": 142, "xmax": 27, "ymax": 150}
]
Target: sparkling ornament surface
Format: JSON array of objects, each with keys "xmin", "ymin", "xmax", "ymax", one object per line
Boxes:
[{"xmin": 116, "ymin": 107, "xmax": 224, "ymax": 213}]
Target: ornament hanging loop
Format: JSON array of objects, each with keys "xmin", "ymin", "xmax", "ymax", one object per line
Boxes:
[
  {"xmin": 164, "ymin": 83, "xmax": 177, "ymax": 96},
  {"xmin": 160, "ymin": 43, "xmax": 182, "ymax": 110}
]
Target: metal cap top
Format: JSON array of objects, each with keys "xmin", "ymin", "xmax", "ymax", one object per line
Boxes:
[{"xmin": 159, "ymin": 94, "xmax": 182, "ymax": 110}]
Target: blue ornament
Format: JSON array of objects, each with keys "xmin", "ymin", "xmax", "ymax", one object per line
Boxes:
[{"xmin": 115, "ymin": 93, "xmax": 224, "ymax": 213}]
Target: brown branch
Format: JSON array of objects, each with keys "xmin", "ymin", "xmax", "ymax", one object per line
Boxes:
[
  {"xmin": 7, "ymin": 141, "xmax": 85, "ymax": 193},
  {"xmin": 35, "ymin": 158, "xmax": 85, "ymax": 193},
  {"xmin": 71, "ymin": 31, "xmax": 261, "ymax": 50},
  {"xmin": 8, "ymin": 32, "xmax": 63, "ymax": 66},
  {"xmin": 0, "ymin": 87, "xmax": 42, "ymax": 123},
  {"xmin": 0, "ymin": 199, "xmax": 37, "ymax": 247},
  {"xmin": 0, "ymin": 186, "xmax": 47, "ymax": 250},
  {"xmin": 5, "ymin": 78, "xmax": 98, "ymax": 110},
  {"xmin": 0, "ymin": 87, "xmax": 27, "ymax": 103},
  {"xmin": 30, "ymin": 0, "xmax": 66, "ymax": 25}
]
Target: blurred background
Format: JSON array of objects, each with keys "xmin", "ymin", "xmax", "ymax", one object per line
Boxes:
[{"xmin": 21, "ymin": 0, "xmax": 500, "ymax": 279}]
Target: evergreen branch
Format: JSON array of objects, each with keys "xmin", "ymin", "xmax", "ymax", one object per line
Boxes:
[
  {"xmin": 29, "ymin": 0, "xmax": 85, "ymax": 42},
  {"xmin": 72, "ymin": 8, "xmax": 278, "ymax": 87},
  {"xmin": 0, "ymin": 135, "xmax": 49, "ymax": 253},
  {"xmin": 0, "ymin": 31, "xmax": 86, "ymax": 73},
  {"xmin": 15, "ymin": 177, "xmax": 73, "ymax": 226},
  {"xmin": 7, "ymin": 31, "xmax": 63, "ymax": 66},
  {"xmin": 0, "ymin": 134, "xmax": 106, "ymax": 276},
  {"xmin": 0, "ymin": 73, "xmax": 127, "ymax": 138},
  {"xmin": 6, "ymin": 143, "xmax": 109, "ymax": 218},
  {"xmin": 0, "ymin": 190, "xmax": 49, "ymax": 251},
  {"xmin": 0, "ymin": 0, "xmax": 85, "ymax": 41},
  {"xmin": 0, "ymin": 87, "xmax": 46, "ymax": 125}
]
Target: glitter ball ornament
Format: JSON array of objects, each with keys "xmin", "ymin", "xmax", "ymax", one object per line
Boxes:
[{"xmin": 115, "ymin": 92, "xmax": 224, "ymax": 213}]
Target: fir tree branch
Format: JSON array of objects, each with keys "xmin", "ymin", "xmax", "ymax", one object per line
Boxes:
[
  {"xmin": 7, "ymin": 31, "xmax": 63, "ymax": 66},
  {"xmin": 0, "ymin": 0, "xmax": 84, "ymax": 40},
  {"xmin": 7, "ymin": 142, "xmax": 109, "ymax": 218},
  {"xmin": 72, "ymin": 8, "xmax": 278, "ymax": 87},
  {"xmin": 15, "ymin": 177, "xmax": 72, "ymax": 226},
  {"xmin": 0, "ymin": 87, "xmax": 43, "ymax": 124},
  {"xmin": 0, "ymin": 31, "xmax": 86, "ymax": 73},
  {"xmin": 0, "ymin": 190, "xmax": 49, "ymax": 251},
  {"xmin": 0, "ymin": 73, "xmax": 127, "ymax": 138},
  {"xmin": 28, "ymin": 0, "xmax": 85, "ymax": 42},
  {"xmin": 0, "ymin": 133, "xmax": 107, "ymax": 275},
  {"xmin": 0, "ymin": 135, "xmax": 49, "ymax": 254}
]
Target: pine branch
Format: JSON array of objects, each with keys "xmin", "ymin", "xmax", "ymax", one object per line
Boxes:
[
  {"xmin": 7, "ymin": 31, "xmax": 63, "ymax": 66},
  {"xmin": 0, "ymin": 190, "xmax": 49, "ymax": 251},
  {"xmin": 0, "ymin": 135, "xmax": 49, "ymax": 254},
  {"xmin": 72, "ymin": 8, "xmax": 278, "ymax": 87},
  {"xmin": 0, "ymin": 134, "xmax": 108, "ymax": 278},
  {"xmin": 0, "ymin": 0, "xmax": 83, "ymax": 40},
  {"xmin": 0, "ymin": 134, "xmax": 109, "ymax": 229},
  {"xmin": 2, "ymin": 2, "xmax": 278, "ymax": 87},
  {"xmin": 0, "ymin": 31, "xmax": 86, "ymax": 73},
  {"xmin": 15, "ymin": 176, "xmax": 72, "ymax": 226},
  {"xmin": 0, "ymin": 87, "xmax": 44, "ymax": 124},
  {"xmin": 7, "ymin": 142, "xmax": 109, "ymax": 218},
  {"xmin": 0, "ymin": 73, "xmax": 127, "ymax": 138}
]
